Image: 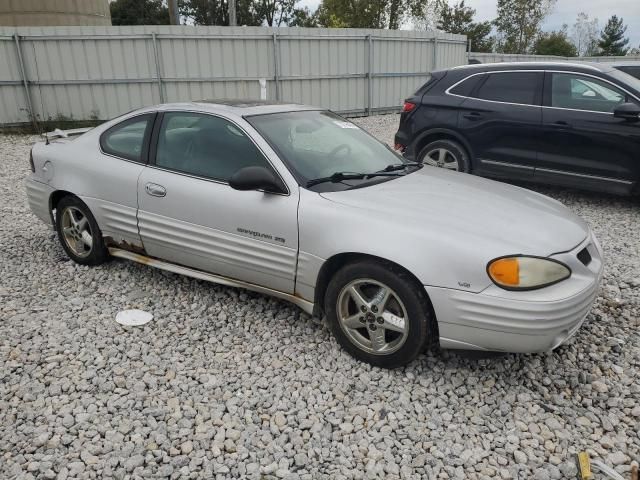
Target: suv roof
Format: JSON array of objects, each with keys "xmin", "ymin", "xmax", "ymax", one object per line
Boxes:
[{"xmin": 450, "ymin": 62, "xmax": 615, "ymax": 74}]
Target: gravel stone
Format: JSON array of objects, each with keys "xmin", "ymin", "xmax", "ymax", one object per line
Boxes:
[{"xmin": 1, "ymin": 121, "xmax": 639, "ymax": 478}]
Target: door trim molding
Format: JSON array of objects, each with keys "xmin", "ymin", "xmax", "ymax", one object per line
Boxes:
[
  {"xmin": 535, "ymin": 167, "xmax": 633, "ymax": 185},
  {"xmin": 479, "ymin": 158, "xmax": 535, "ymax": 172},
  {"xmin": 479, "ymin": 159, "xmax": 633, "ymax": 186},
  {"xmin": 108, "ymin": 248, "xmax": 314, "ymax": 314}
]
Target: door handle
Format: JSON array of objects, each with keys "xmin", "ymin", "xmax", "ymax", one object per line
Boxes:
[
  {"xmin": 550, "ymin": 120, "xmax": 572, "ymax": 129},
  {"xmin": 463, "ymin": 112, "xmax": 483, "ymax": 121},
  {"xmin": 145, "ymin": 183, "xmax": 166, "ymax": 197}
]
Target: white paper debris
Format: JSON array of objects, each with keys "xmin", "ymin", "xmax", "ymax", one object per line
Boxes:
[{"xmin": 115, "ymin": 309, "xmax": 153, "ymax": 326}]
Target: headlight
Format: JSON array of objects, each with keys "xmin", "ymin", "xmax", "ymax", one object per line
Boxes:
[{"xmin": 487, "ymin": 256, "xmax": 571, "ymax": 290}]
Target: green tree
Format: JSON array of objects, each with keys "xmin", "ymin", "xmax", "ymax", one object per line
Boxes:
[
  {"xmin": 534, "ymin": 26, "xmax": 577, "ymax": 56},
  {"xmin": 179, "ymin": 0, "xmax": 261, "ymax": 26},
  {"xmin": 289, "ymin": 6, "xmax": 319, "ymax": 27},
  {"xmin": 110, "ymin": 0, "xmax": 170, "ymax": 25},
  {"xmin": 494, "ymin": 0, "xmax": 556, "ymax": 54},
  {"xmin": 438, "ymin": 1, "xmax": 493, "ymax": 53},
  {"xmin": 596, "ymin": 15, "xmax": 629, "ymax": 56},
  {"xmin": 316, "ymin": 0, "xmax": 387, "ymax": 28}
]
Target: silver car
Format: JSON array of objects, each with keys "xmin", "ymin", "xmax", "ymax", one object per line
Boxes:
[{"xmin": 25, "ymin": 100, "xmax": 604, "ymax": 368}]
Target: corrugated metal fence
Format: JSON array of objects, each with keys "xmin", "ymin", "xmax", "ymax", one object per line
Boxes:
[
  {"xmin": 0, "ymin": 25, "xmax": 467, "ymax": 127},
  {"xmin": 469, "ymin": 52, "xmax": 640, "ymax": 64}
]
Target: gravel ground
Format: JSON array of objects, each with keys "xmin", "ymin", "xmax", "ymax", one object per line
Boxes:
[{"xmin": 1, "ymin": 117, "xmax": 639, "ymax": 480}]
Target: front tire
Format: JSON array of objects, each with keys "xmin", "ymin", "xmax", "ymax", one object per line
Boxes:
[
  {"xmin": 325, "ymin": 260, "xmax": 434, "ymax": 368},
  {"xmin": 417, "ymin": 139, "xmax": 469, "ymax": 172},
  {"xmin": 55, "ymin": 195, "xmax": 108, "ymax": 266}
]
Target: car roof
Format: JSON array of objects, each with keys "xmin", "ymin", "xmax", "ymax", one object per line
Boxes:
[
  {"xmin": 154, "ymin": 99, "xmax": 321, "ymax": 117},
  {"xmin": 448, "ymin": 61, "xmax": 616, "ymax": 74}
]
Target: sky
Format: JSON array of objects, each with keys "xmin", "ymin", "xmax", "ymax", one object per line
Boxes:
[{"xmin": 297, "ymin": 0, "xmax": 640, "ymax": 50}]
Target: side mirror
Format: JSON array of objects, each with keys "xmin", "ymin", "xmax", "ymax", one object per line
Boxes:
[
  {"xmin": 229, "ymin": 166, "xmax": 287, "ymax": 194},
  {"xmin": 613, "ymin": 102, "xmax": 640, "ymax": 121},
  {"xmin": 582, "ymin": 90, "xmax": 596, "ymax": 97}
]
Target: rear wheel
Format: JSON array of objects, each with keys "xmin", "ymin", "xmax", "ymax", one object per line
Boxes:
[
  {"xmin": 325, "ymin": 260, "xmax": 434, "ymax": 368},
  {"xmin": 417, "ymin": 139, "xmax": 469, "ymax": 173},
  {"xmin": 55, "ymin": 195, "xmax": 108, "ymax": 266}
]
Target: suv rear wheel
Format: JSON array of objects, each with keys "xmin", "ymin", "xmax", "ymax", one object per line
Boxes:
[
  {"xmin": 325, "ymin": 260, "xmax": 434, "ymax": 368},
  {"xmin": 418, "ymin": 139, "xmax": 469, "ymax": 172}
]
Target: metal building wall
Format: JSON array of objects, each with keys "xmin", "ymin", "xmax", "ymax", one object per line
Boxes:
[
  {"xmin": 0, "ymin": 0, "xmax": 111, "ymax": 26},
  {"xmin": 0, "ymin": 26, "xmax": 467, "ymax": 127}
]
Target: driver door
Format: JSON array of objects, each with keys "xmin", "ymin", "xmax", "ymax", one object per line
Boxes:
[{"xmin": 136, "ymin": 111, "xmax": 299, "ymax": 293}]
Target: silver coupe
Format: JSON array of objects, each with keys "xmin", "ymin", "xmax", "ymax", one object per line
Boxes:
[{"xmin": 26, "ymin": 100, "xmax": 604, "ymax": 368}]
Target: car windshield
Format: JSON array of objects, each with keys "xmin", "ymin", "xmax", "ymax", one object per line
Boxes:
[
  {"xmin": 246, "ymin": 110, "xmax": 418, "ymax": 192},
  {"xmin": 609, "ymin": 68, "xmax": 640, "ymax": 94}
]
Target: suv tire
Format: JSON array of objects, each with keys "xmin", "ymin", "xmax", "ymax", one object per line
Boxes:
[{"xmin": 417, "ymin": 139, "xmax": 470, "ymax": 172}]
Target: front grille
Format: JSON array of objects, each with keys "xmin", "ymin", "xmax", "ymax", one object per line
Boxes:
[{"xmin": 577, "ymin": 247, "xmax": 592, "ymax": 266}]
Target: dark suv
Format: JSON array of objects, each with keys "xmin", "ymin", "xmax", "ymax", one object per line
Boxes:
[{"xmin": 394, "ymin": 62, "xmax": 640, "ymax": 195}]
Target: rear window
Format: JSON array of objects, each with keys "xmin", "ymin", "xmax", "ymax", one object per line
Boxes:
[
  {"xmin": 449, "ymin": 74, "xmax": 483, "ymax": 97},
  {"xmin": 472, "ymin": 72, "xmax": 540, "ymax": 105}
]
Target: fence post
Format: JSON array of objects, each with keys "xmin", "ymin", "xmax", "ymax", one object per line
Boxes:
[
  {"xmin": 366, "ymin": 34, "xmax": 372, "ymax": 116},
  {"xmin": 151, "ymin": 33, "xmax": 165, "ymax": 103},
  {"xmin": 432, "ymin": 35, "xmax": 438, "ymax": 71},
  {"xmin": 272, "ymin": 32, "xmax": 280, "ymax": 101},
  {"xmin": 13, "ymin": 33, "xmax": 38, "ymax": 131}
]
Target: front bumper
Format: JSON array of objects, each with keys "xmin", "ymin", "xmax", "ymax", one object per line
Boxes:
[
  {"xmin": 25, "ymin": 176, "xmax": 55, "ymax": 227},
  {"xmin": 426, "ymin": 232, "xmax": 604, "ymax": 353}
]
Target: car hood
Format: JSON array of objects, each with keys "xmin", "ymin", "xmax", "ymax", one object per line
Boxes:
[{"xmin": 319, "ymin": 167, "xmax": 589, "ymax": 256}]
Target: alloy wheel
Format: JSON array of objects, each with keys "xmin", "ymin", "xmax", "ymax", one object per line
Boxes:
[
  {"xmin": 60, "ymin": 206, "xmax": 93, "ymax": 258},
  {"xmin": 336, "ymin": 279, "xmax": 409, "ymax": 355},
  {"xmin": 423, "ymin": 147, "xmax": 460, "ymax": 170}
]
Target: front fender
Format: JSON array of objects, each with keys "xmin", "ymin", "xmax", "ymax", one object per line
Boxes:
[{"xmin": 296, "ymin": 189, "xmax": 493, "ymax": 303}]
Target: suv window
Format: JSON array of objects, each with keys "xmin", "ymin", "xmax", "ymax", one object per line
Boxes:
[
  {"xmin": 100, "ymin": 114, "xmax": 154, "ymax": 162},
  {"xmin": 155, "ymin": 112, "xmax": 273, "ymax": 182},
  {"xmin": 449, "ymin": 74, "xmax": 483, "ymax": 97},
  {"xmin": 472, "ymin": 72, "xmax": 540, "ymax": 105},
  {"xmin": 550, "ymin": 73, "xmax": 626, "ymax": 113}
]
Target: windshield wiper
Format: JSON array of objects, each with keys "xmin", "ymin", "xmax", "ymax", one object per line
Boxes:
[
  {"xmin": 381, "ymin": 162, "xmax": 422, "ymax": 172},
  {"xmin": 306, "ymin": 171, "xmax": 403, "ymax": 187}
]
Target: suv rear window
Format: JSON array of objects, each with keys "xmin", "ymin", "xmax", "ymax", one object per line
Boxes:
[
  {"xmin": 449, "ymin": 75, "xmax": 482, "ymax": 97},
  {"xmin": 472, "ymin": 72, "xmax": 540, "ymax": 105}
]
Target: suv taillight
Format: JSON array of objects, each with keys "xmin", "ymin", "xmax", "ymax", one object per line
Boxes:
[
  {"xmin": 402, "ymin": 101, "xmax": 416, "ymax": 113},
  {"xmin": 29, "ymin": 148, "xmax": 35, "ymax": 172}
]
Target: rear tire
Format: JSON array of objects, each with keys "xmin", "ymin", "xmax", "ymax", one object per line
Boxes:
[
  {"xmin": 55, "ymin": 195, "xmax": 108, "ymax": 266},
  {"xmin": 417, "ymin": 139, "xmax": 470, "ymax": 173},
  {"xmin": 325, "ymin": 260, "xmax": 434, "ymax": 368}
]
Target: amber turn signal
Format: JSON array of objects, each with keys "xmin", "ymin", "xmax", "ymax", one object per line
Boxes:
[{"xmin": 488, "ymin": 257, "xmax": 519, "ymax": 286}]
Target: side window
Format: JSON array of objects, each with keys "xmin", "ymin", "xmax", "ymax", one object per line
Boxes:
[
  {"xmin": 472, "ymin": 72, "xmax": 540, "ymax": 105},
  {"xmin": 155, "ymin": 112, "xmax": 273, "ymax": 182},
  {"xmin": 100, "ymin": 114, "xmax": 154, "ymax": 162},
  {"xmin": 551, "ymin": 73, "xmax": 626, "ymax": 113},
  {"xmin": 449, "ymin": 74, "xmax": 483, "ymax": 97}
]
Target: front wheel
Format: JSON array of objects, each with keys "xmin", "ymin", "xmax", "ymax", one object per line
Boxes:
[
  {"xmin": 55, "ymin": 195, "xmax": 108, "ymax": 266},
  {"xmin": 325, "ymin": 260, "xmax": 434, "ymax": 368},
  {"xmin": 417, "ymin": 139, "xmax": 469, "ymax": 172}
]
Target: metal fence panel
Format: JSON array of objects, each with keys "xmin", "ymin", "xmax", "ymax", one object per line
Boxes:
[{"xmin": 0, "ymin": 26, "xmax": 467, "ymax": 127}]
